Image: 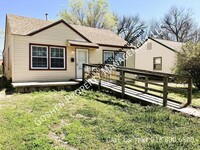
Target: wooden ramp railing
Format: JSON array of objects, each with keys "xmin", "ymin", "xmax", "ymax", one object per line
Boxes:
[{"xmin": 82, "ymin": 64, "xmax": 193, "ymax": 107}]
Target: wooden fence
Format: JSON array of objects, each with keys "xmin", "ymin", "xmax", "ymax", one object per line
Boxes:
[{"xmin": 82, "ymin": 64, "xmax": 193, "ymax": 107}]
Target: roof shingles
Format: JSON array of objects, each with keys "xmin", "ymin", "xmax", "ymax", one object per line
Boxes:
[{"xmin": 7, "ymin": 14, "xmax": 129, "ymax": 47}]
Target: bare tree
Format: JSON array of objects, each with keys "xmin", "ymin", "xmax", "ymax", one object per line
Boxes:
[
  {"xmin": 117, "ymin": 15, "xmax": 146, "ymax": 43},
  {"xmin": 161, "ymin": 6, "xmax": 196, "ymax": 42}
]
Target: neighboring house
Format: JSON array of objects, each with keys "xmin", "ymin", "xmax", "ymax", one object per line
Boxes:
[
  {"xmin": 3, "ymin": 14, "xmax": 134, "ymax": 83},
  {"xmin": 135, "ymin": 37, "xmax": 184, "ymax": 74}
]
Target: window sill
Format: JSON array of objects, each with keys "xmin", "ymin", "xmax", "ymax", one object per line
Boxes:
[{"xmin": 30, "ymin": 68, "xmax": 67, "ymax": 71}]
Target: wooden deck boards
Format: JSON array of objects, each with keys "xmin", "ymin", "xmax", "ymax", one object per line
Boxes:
[{"xmin": 90, "ymin": 80, "xmax": 200, "ymax": 118}]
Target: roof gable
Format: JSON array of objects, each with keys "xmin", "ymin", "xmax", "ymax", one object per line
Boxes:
[
  {"xmin": 28, "ymin": 20, "xmax": 91, "ymax": 42},
  {"xmin": 149, "ymin": 37, "xmax": 184, "ymax": 52},
  {"xmin": 7, "ymin": 14, "xmax": 130, "ymax": 48}
]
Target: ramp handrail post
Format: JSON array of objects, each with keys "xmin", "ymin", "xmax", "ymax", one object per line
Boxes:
[
  {"xmin": 145, "ymin": 76, "xmax": 148, "ymax": 93},
  {"xmin": 121, "ymin": 70, "xmax": 125, "ymax": 98},
  {"xmin": 98, "ymin": 68, "xmax": 102, "ymax": 91},
  {"xmin": 163, "ymin": 76, "xmax": 168, "ymax": 107},
  {"xmin": 187, "ymin": 77, "xmax": 192, "ymax": 105},
  {"xmin": 82, "ymin": 64, "xmax": 85, "ymax": 82}
]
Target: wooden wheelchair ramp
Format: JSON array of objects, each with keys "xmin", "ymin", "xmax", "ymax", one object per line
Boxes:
[{"xmin": 83, "ymin": 64, "xmax": 200, "ymax": 118}]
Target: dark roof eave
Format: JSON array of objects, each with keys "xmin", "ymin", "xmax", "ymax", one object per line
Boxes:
[
  {"xmin": 70, "ymin": 43, "xmax": 99, "ymax": 49},
  {"xmin": 148, "ymin": 37, "xmax": 177, "ymax": 53},
  {"xmin": 98, "ymin": 43, "xmax": 134, "ymax": 49},
  {"xmin": 27, "ymin": 20, "xmax": 92, "ymax": 43}
]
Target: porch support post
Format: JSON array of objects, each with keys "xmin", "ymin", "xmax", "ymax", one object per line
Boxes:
[
  {"xmin": 121, "ymin": 70, "xmax": 125, "ymax": 98},
  {"xmin": 98, "ymin": 68, "xmax": 102, "ymax": 91},
  {"xmin": 145, "ymin": 76, "xmax": 148, "ymax": 93}
]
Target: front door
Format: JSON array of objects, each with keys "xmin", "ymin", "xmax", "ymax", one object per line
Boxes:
[{"xmin": 76, "ymin": 49, "xmax": 88, "ymax": 78}]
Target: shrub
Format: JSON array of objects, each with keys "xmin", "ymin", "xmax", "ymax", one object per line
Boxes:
[
  {"xmin": 174, "ymin": 42, "xmax": 200, "ymax": 90},
  {"xmin": 0, "ymin": 65, "xmax": 2, "ymax": 76},
  {"xmin": 0, "ymin": 76, "xmax": 12, "ymax": 89}
]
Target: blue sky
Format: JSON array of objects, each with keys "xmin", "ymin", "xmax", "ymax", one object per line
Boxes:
[{"xmin": 1, "ymin": 0, "xmax": 200, "ymax": 56}]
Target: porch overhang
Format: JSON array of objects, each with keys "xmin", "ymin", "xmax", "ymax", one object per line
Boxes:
[{"xmin": 67, "ymin": 40, "xmax": 99, "ymax": 49}]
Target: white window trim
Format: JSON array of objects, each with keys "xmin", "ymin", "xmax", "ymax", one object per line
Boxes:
[
  {"xmin": 50, "ymin": 47, "xmax": 66, "ymax": 69},
  {"xmin": 153, "ymin": 57, "xmax": 162, "ymax": 70},
  {"xmin": 31, "ymin": 45, "xmax": 48, "ymax": 69}
]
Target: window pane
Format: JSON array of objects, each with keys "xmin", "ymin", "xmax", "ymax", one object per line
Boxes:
[
  {"xmin": 51, "ymin": 48, "xmax": 64, "ymax": 58},
  {"xmin": 153, "ymin": 57, "xmax": 162, "ymax": 70},
  {"xmin": 51, "ymin": 58, "xmax": 64, "ymax": 68},
  {"xmin": 50, "ymin": 47, "xmax": 65, "ymax": 69},
  {"xmin": 32, "ymin": 58, "xmax": 47, "ymax": 68},
  {"xmin": 154, "ymin": 58, "xmax": 161, "ymax": 64},
  {"xmin": 104, "ymin": 51, "xmax": 114, "ymax": 65},
  {"xmin": 115, "ymin": 52, "xmax": 125, "ymax": 66},
  {"xmin": 154, "ymin": 64, "xmax": 162, "ymax": 70},
  {"xmin": 32, "ymin": 46, "xmax": 47, "ymax": 57},
  {"xmin": 31, "ymin": 46, "xmax": 47, "ymax": 69}
]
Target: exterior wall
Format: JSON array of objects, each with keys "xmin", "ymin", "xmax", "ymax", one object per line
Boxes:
[
  {"xmin": 135, "ymin": 39, "xmax": 176, "ymax": 74},
  {"xmin": 4, "ymin": 20, "xmax": 13, "ymax": 80},
  {"xmin": 12, "ymin": 23, "xmax": 86, "ymax": 82},
  {"xmin": 89, "ymin": 46, "xmax": 135, "ymax": 68},
  {"xmin": 89, "ymin": 46, "xmax": 135, "ymax": 80},
  {"xmin": 11, "ymin": 22, "xmax": 135, "ymax": 82}
]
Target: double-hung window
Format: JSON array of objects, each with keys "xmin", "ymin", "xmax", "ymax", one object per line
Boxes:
[
  {"xmin": 30, "ymin": 44, "xmax": 66, "ymax": 70},
  {"xmin": 104, "ymin": 51, "xmax": 114, "ymax": 65},
  {"xmin": 31, "ymin": 45, "xmax": 48, "ymax": 69},
  {"xmin": 115, "ymin": 52, "xmax": 125, "ymax": 66},
  {"xmin": 103, "ymin": 51, "xmax": 125, "ymax": 66},
  {"xmin": 50, "ymin": 47, "xmax": 65, "ymax": 69},
  {"xmin": 153, "ymin": 57, "xmax": 162, "ymax": 70}
]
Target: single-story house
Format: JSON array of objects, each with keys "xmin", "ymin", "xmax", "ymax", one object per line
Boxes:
[
  {"xmin": 3, "ymin": 14, "xmax": 135, "ymax": 83},
  {"xmin": 135, "ymin": 37, "xmax": 184, "ymax": 74}
]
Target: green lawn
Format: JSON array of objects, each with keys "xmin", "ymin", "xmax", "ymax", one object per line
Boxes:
[
  {"xmin": 128, "ymin": 81, "xmax": 200, "ymax": 107},
  {"xmin": 0, "ymin": 90, "xmax": 200, "ymax": 150}
]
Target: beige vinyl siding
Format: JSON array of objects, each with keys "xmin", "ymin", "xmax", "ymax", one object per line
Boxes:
[
  {"xmin": 89, "ymin": 46, "xmax": 135, "ymax": 80},
  {"xmin": 89, "ymin": 46, "xmax": 135, "ymax": 69},
  {"xmin": 4, "ymin": 20, "xmax": 13, "ymax": 79},
  {"xmin": 135, "ymin": 39, "xmax": 176, "ymax": 74},
  {"xmin": 12, "ymin": 23, "xmax": 86, "ymax": 82},
  {"xmin": 11, "ymin": 21, "xmax": 135, "ymax": 82}
]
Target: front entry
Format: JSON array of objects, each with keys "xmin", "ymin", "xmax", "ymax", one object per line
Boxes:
[{"xmin": 76, "ymin": 49, "xmax": 88, "ymax": 78}]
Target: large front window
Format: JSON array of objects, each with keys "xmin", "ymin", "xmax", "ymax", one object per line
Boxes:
[
  {"xmin": 31, "ymin": 46, "xmax": 48, "ymax": 69},
  {"xmin": 103, "ymin": 51, "xmax": 125, "ymax": 66},
  {"xmin": 50, "ymin": 47, "xmax": 65, "ymax": 69},
  {"xmin": 30, "ymin": 44, "xmax": 66, "ymax": 70}
]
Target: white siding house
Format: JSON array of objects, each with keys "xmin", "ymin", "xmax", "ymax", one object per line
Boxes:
[
  {"xmin": 3, "ymin": 14, "xmax": 135, "ymax": 83},
  {"xmin": 135, "ymin": 37, "xmax": 184, "ymax": 74}
]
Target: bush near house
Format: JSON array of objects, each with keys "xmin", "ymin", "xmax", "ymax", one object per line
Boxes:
[{"xmin": 174, "ymin": 42, "xmax": 200, "ymax": 90}]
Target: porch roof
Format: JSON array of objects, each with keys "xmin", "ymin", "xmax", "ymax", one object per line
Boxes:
[{"xmin": 67, "ymin": 40, "xmax": 99, "ymax": 48}]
